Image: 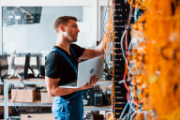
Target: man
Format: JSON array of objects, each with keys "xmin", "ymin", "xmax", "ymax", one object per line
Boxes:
[{"xmin": 45, "ymin": 16, "xmax": 105, "ymax": 120}]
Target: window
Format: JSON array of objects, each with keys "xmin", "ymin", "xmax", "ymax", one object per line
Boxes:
[{"xmin": 2, "ymin": 6, "xmax": 92, "ymax": 54}]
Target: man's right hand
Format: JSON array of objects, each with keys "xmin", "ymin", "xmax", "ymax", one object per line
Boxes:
[{"xmin": 79, "ymin": 75, "xmax": 99, "ymax": 90}]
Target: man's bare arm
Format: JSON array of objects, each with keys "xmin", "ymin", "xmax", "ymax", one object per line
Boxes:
[
  {"xmin": 45, "ymin": 76, "xmax": 99, "ymax": 97},
  {"xmin": 80, "ymin": 37, "xmax": 105, "ymax": 59},
  {"xmin": 45, "ymin": 76, "xmax": 81, "ymax": 97}
]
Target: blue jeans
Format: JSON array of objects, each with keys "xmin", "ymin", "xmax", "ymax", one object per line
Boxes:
[{"xmin": 52, "ymin": 90, "xmax": 84, "ymax": 120}]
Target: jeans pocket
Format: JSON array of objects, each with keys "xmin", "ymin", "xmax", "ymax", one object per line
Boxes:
[
  {"xmin": 52, "ymin": 104, "xmax": 66, "ymax": 119},
  {"xmin": 52, "ymin": 104, "xmax": 64, "ymax": 112},
  {"xmin": 52, "ymin": 111, "xmax": 66, "ymax": 120}
]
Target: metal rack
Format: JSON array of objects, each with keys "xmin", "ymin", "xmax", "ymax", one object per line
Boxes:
[
  {"xmin": 113, "ymin": 0, "xmax": 130, "ymax": 119},
  {"xmin": 1, "ymin": 78, "xmax": 112, "ymax": 120}
]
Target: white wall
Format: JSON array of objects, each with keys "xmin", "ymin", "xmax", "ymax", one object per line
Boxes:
[
  {"xmin": 2, "ymin": 6, "xmax": 91, "ymax": 53},
  {"xmin": 83, "ymin": 7, "xmax": 91, "ymax": 22},
  {"xmin": 98, "ymin": 0, "xmax": 110, "ymax": 41}
]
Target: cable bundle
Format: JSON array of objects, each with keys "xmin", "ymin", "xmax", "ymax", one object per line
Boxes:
[
  {"xmin": 101, "ymin": 0, "xmax": 115, "ymax": 119},
  {"xmin": 103, "ymin": 0, "xmax": 115, "ymax": 77},
  {"xmin": 127, "ymin": 0, "xmax": 180, "ymax": 119}
]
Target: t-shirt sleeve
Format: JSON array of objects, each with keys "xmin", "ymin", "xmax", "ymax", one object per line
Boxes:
[
  {"xmin": 45, "ymin": 52, "xmax": 63, "ymax": 79},
  {"xmin": 71, "ymin": 44, "xmax": 85, "ymax": 58}
]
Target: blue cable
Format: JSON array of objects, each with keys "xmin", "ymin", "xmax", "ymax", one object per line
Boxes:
[
  {"xmin": 119, "ymin": 102, "xmax": 129, "ymax": 120},
  {"xmin": 103, "ymin": 0, "xmax": 111, "ymax": 70},
  {"xmin": 102, "ymin": 0, "xmax": 111, "ymax": 34},
  {"xmin": 127, "ymin": 106, "xmax": 131, "ymax": 120},
  {"xmin": 103, "ymin": 0, "xmax": 114, "ymax": 70},
  {"xmin": 105, "ymin": 42, "xmax": 113, "ymax": 66}
]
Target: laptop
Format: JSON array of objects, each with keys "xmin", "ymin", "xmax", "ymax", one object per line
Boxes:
[
  {"xmin": 8, "ymin": 53, "xmax": 35, "ymax": 79},
  {"xmin": 8, "ymin": 50, "xmax": 16, "ymax": 75},
  {"xmin": 8, "ymin": 50, "xmax": 27, "ymax": 78},
  {"xmin": 60, "ymin": 55, "xmax": 104, "ymax": 88},
  {"xmin": 0, "ymin": 54, "xmax": 9, "ymax": 81}
]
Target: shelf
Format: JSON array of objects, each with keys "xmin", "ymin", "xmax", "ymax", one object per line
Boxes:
[
  {"xmin": 8, "ymin": 100, "xmax": 52, "ymax": 106},
  {"xmin": 7, "ymin": 78, "xmax": 46, "ymax": 85},
  {"xmin": 9, "ymin": 116, "xmax": 20, "ymax": 119},
  {"xmin": 4, "ymin": 78, "xmax": 112, "ymax": 119},
  {"xmin": 84, "ymin": 106, "xmax": 111, "ymax": 111},
  {"xmin": 6, "ymin": 78, "xmax": 112, "ymax": 85},
  {"xmin": 8, "ymin": 100, "xmax": 111, "ymax": 111},
  {"xmin": 95, "ymin": 80, "xmax": 112, "ymax": 85},
  {"xmin": 10, "ymin": 116, "xmax": 92, "ymax": 120},
  {"xmin": 0, "ymin": 100, "xmax": 4, "ymax": 106}
]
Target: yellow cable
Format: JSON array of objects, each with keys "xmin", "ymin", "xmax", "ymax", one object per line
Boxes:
[{"xmin": 128, "ymin": 0, "xmax": 180, "ymax": 119}]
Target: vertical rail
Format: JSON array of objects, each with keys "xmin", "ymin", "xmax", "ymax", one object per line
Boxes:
[{"xmin": 113, "ymin": 0, "xmax": 130, "ymax": 119}]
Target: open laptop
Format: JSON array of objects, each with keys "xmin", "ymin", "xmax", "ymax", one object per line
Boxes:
[
  {"xmin": 60, "ymin": 55, "xmax": 104, "ymax": 88},
  {"xmin": 8, "ymin": 53, "xmax": 35, "ymax": 79},
  {"xmin": 8, "ymin": 50, "xmax": 26, "ymax": 79},
  {"xmin": 8, "ymin": 50, "xmax": 16, "ymax": 75},
  {"xmin": 0, "ymin": 54, "xmax": 9, "ymax": 81}
]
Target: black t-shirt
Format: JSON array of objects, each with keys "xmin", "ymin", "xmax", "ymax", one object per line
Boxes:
[{"xmin": 45, "ymin": 44, "xmax": 85, "ymax": 99}]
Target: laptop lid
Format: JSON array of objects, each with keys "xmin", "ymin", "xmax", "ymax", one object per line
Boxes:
[
  {"xmin": 59, "ymin": 55, "xmax": 104, "ymax": 88},
  {"xmin": 77, "ymin": 55, "xmax": 104, "ymax": 88},
  {"xmin": 8, "ymin": 50, "xmax": 16, "ymax": 75}
]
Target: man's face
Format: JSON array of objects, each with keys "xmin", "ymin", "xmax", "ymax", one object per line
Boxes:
[{"xmin": 63, "ymin": 20, "xmax": 80, "ymax": 42}]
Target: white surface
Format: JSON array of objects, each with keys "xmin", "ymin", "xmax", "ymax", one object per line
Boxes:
[
  {"xmin": 77, "ymin": 55, "xmax": 104, "ymax": 87},
  {"xmin": 8, "ymin": 50, "xmax": 16, "ymax": 75},
  {"xmin": 77, "ymin": 22, "xmax": 91, "ymax": 32},
  {"xmin": 83, "ymin": 7, "xmax": 91, "ymax": 22},
  {"xmin": 98, "ymin": 1, "xmax": 110, "ymax": 41},
  {"xmin": 92, "ymin": 0, "xmax": 98, "ymax": 46},
  {"xmin": 76, "ymin": 22, "xmax": 92, "ymax": 48},
  {"xmin": 0, "ymin": 0, "xmax": 93, "ymax": 6}
]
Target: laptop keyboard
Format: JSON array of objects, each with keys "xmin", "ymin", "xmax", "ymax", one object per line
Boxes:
[
  {"xmin": 15, "ymin": 68, "xmax": 23, "ymax": 74},
  {"xmin": 71, "ymin": 83, "xmax": 77, "ymax": 86}
]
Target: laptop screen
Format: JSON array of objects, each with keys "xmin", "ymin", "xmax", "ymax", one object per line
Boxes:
[{"xmin": 0, "ymin": 54, "xmax": 8, "ymax": 77}]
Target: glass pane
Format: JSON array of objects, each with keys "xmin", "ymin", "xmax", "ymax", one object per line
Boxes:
[{"xmin": 2, "ymin": 6, "xmax": 91, "ymax": 54}]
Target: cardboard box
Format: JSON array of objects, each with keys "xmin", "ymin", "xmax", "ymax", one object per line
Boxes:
[
  {"xmin": 20, "ymin": 113, "xmax": 55, "ymax": 120},
  {"xmin": 11, "ymin": 87, "xmax": 36, "ymax": 103},
  {"xmin": 41, "ymin": 92, "xmax": 54, "ymax": 103},
  {"xmin": 0, "ymin": 107, "xmax": 12, "ymax": 115}
]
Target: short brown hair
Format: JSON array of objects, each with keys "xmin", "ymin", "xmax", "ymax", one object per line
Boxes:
[{"xmin": 54, "ymin": 16, "xmax": 77, "ymax": 33}]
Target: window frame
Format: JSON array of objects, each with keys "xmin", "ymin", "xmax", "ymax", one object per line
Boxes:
[{"xmin": 0, "ymin": 0, "xmax": 98, "ymax": 54}]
